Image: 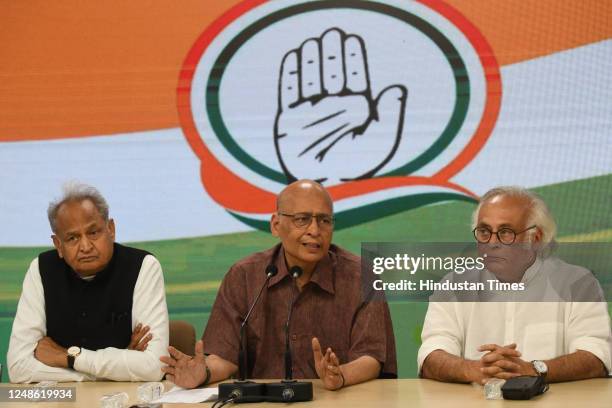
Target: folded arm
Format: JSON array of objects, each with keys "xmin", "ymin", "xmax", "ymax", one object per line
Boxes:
[
  {"xmin": 73, "ymin": 255, "xmax": 169, "ymax": 381},
  {"xmin": 8, "ymin": 256, "xmax": 169, "ymax": 383},
  {"xmin": 8, "ymin": 259, "xmax": 94, "ymax": 383}
]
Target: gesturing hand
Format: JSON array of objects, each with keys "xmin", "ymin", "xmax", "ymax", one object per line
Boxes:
[
  {"xmin": 128, "ymin": 323, "xmax": 152, "ymax": 351},
  {"xmin": 160, "ymin": 340, "xmax": 208, "ymax": 389},
  {"xmin": 275, "ymin": 28, "xmax": 407, "ymax": 184},
  {"xmin": 312, "ymin": 337, "xmax": 344, "ymax": 390}
]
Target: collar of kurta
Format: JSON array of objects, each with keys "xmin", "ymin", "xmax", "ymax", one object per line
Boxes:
[
  {"xmin": 482, "ymin": 253, "xmax": 543, "ymax": 286},
  {"xmin": 520, "ymin": 255, "xmax": 544, "ymax": 285},
  {"xmin": 66, "ymin": 242, "xmax": 118, "ymax": 283},
  {"xmin": 268, "ymin": 243, "xmax": 336, "ymax": 294}
]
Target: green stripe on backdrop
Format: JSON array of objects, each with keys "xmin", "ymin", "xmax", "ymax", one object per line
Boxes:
[{"xmin": 0, "ymin": 174, "xmax": 610, "ymax": 381}]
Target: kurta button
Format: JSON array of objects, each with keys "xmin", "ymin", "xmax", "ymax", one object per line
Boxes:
[{"xmin": 291, "ymin": 334, "xmax": 297, "ymax": 341}]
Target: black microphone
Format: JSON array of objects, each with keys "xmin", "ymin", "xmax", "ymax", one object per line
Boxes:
[
  {"xmin": 218, "ymin": 264, "xmax": 278, "ymax": 403},
  {"xmin": 239, "ymin": 264, "xmax": 277, "ymax": 380},
  {"xmin": 284, "ymin": 266, "xmax": 302, "ymax": 380},
  {"xmin": 289, "ymin": 265, "xmax": 302, "ymax": 279},
  {"xmin": 265, "ymin": 265, "xmax": 313, "ymax": 402}
]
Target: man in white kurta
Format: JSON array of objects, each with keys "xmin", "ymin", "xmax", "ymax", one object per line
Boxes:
[{"xmin": 419, "ymin": 186, "xmax": 611, "ymax": 383}]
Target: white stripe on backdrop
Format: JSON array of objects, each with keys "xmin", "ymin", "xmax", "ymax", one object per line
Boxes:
[{"xmin": 1, "ymin": 41, "xmax": 610, "ymax": 246}]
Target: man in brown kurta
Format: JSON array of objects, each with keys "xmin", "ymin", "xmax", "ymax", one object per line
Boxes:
[
  {"xmin": 202, "ymin": 243, "xmax": 396, "ymax": 379},
  {"xmin": 161, "ymin": 179, "xmax": 396, "ymax": 390}
]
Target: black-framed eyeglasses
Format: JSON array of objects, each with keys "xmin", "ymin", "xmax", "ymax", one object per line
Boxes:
[
  {"xmin": 472, "ymin": 225, "xmax": 537, "ymax": 245},
  {"xmin": 278, "ymin": 212, "xmax": 335, "ymax": 229}
]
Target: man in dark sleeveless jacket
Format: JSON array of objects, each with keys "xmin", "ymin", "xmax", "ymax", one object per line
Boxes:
[{"xmin": 7, "ymin": 182, "xmax": 169, "ymax": 383}]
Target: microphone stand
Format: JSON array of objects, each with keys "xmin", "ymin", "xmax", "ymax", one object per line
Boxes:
[
  {"xmin": 218, "ymin": 265, "xmax": 277, "ymax": 403},
  {"xmin": 266, "ymin": 266, "xmax": 313, "ymax": 402}
]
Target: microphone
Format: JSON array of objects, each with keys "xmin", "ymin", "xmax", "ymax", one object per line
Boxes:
[
  {"xmin": 284, "ymin": 266, "xmax": 302, "ymax": 380},
  {"xmin": 218, "ymin": 264, "xmax": 278, "ymax": 403},
  {"xmin": 289, "ymin": 265, "xmax": 302, "ymax": 279},
  {"xmin": 266, "ymin": 265, "xmax": 313, "ymax": 402},
  {"xmin": 239, "ymin": 264, "xmax": 277, "ymax": 380}
]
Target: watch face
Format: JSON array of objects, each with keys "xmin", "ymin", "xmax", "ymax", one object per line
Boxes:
[
  {"xmin": 67, "ymin": 346, "xmax": 81, "ymax": 356},
  {"xmin": 534, "ymin": 360, "xmax": 547, "ymax": 374}
]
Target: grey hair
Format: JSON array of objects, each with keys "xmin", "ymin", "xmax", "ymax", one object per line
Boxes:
[
  {"xmin": 47, "ymin": 181, "xmax": 110, "ymax": 233},
  {"xmin": 472, "ymin": 186, "xmax": 557, "ymax": 254}
]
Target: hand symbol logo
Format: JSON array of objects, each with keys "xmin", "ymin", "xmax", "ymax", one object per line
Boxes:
[
  {"xmin": 274, "ymin": 28, "xmax": 407, "ymax": 184},
  {"xmin": 180, "ymin": 2, "xmax": 499, "ymax": 229}
]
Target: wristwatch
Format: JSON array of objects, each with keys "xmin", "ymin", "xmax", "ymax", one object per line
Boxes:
[
  {"xmin": 67, "ymin": 346, "xmax": 81, "ymax": 369},
  {"xmin": 531, "ymin": 360, "xmax": 548, "ymax": 378}
]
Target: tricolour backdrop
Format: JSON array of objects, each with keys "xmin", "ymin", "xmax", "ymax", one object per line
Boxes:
[{"xmin": 1, "ymin": 0, "xmax": 610, "ymax": 379}]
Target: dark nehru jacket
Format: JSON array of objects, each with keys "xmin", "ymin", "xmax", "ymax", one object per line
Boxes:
[
  {"xmin": 38, "ymin": 243, "xmax": 149, "ymax": 351},
  {"xmin": 203, "ymin": 243, "xmax": 397, "ymax": 379}
]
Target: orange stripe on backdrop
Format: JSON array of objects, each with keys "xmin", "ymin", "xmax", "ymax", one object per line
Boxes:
[
  {"xmin": 0, "ymin": 0, "xmax": 243, "ymax": 141},
  {"xmin": 0, "ymin": 0, "xmax": 610, "ymax": 142},
  {"xmin": 446, "ymin": 0, "xmax": 612, "ymax": 66}
]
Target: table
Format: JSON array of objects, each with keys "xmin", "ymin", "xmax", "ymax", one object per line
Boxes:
[{"xmin": 1, "ymin": 378, "xmax": 610, "ymax": 407}]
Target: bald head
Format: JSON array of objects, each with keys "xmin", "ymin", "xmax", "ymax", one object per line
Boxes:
[
  {"xmin": 276, "ymin": 179, "xmax": 333, "ymax": 213},
  {"xmin": 271, "ymin": 179, "xmax": 334, "ymax": 274}
]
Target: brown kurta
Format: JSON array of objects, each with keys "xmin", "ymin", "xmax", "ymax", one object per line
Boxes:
[{"xmin": 202, "ymin": 243, "xmax": 397, "ymax": 379}]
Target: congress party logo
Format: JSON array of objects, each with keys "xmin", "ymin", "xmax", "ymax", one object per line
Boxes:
[
  {"xmin": 178, "ymin": 0, "xmax": 501, "ymax": 231},
  {"xmin": 275, "ymin": 27, "xmax": 406, "ymax": 184}
]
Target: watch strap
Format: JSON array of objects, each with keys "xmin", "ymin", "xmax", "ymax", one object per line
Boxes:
[
  {"xmin": 67, "ymin": 354, "xmax": 75, "ymax": 369},
  {"xmin": 531, "ymin": 360, "xmax": 547, "ymax": 378},
  {"xmin": 200, "ymin": 364, "xmax": 212, "ymax": 387}
]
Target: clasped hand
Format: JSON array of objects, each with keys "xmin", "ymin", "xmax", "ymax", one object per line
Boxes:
[{"xmin": 477, "ymin": 343, "xmax": 537, "ymax": 384}]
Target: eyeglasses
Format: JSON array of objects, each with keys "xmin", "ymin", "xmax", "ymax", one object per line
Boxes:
[
  {"xmin": 278, "ymin": 212, "xmax": 334, "ymax": 229},
  {"xmin": 472, "ymin": 225, "xmax": 537, "ymax": 245}
]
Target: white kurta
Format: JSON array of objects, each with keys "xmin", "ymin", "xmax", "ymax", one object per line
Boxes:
[
  {"xmin": 418, "ymin": 256, "xmax": 612, "ymax": 374},
  {"xmin": 7, "ymin": 254, "xmax": 169, "ymax": 383}
]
